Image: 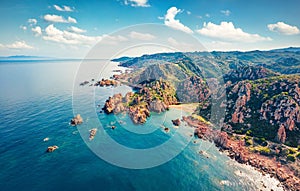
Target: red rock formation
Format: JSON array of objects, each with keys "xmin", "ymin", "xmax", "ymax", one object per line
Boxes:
[
  {"xmin": 277, "ymin": 124, "xmax": 286, "ymax": 143},
  {"xmin": 47, "ymin": 145, "xmax": 58, "ymax": 152},
  {"xmin": 261, "ymin": 94, "xmax": 299, "ymax": 132},
  {"xmin": 70, "ymin": 114, "xmax": 83, "ymax": 125},
  {"xmin": 231, "ymin": 82, "xmax": 252, "ymax": 124}
]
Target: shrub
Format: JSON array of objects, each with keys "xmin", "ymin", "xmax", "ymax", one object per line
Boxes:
[
  {"xmin": 256, "ymin": 147, "xmax": 271, "ymax": 156},
  {"xmin": 287, "ymin": 154, "xmax": 296, "ymax": 162},
  {"xmin": 246, "ymin": 130, "xmax": 252, "ymax": 136},
  {"xmin": 245, "ymin": 139, "xmax": 253, "ymax": 146},
  {"xmin": 288, "ymin": 148, "xmax": 297, "ymax": 154},
  {"xmin": 254, "ymin": 137, "xmax": 267, "ymax": 146}
]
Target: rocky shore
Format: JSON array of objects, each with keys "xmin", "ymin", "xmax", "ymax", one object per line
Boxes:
[
  {"xmin": 102, "ymin": 80, "xmax": 178, "ymax": 124},
  {"xmin": 79, "ymin": 78, "xmax": 118, "ymax": 87},
  {"xmin": 183, "ymin": 116, "xmax": 300, "ymax": 191}
]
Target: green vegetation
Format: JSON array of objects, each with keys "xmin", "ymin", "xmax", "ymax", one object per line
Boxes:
[
  {"xmin": 244, "ymin": 136, "xmax": 253, "ymax": 146},
  {"xmin": 288, "ymin": 148, "xmax": 297, "ymax": 154},
  {"xmin": 252, "ymin": 146, "xmax": 271, "ymax": 156},
  {"xmin": 287, "ymin": 154, "xmax": 296, "ymax": 162}
]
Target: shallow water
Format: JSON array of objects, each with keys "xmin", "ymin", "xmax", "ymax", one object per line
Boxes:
[{"xmin": 0, "ymin": 60, "xmax": 283, "ymax": 191}]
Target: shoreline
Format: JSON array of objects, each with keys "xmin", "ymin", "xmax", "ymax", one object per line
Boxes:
[
  {"xmin": 169, "ymin": 103, "xmax": 199, "ymax": 114},
  {"xmin": 182, "ymin": 115, "xmax": 300, "ymax": 191}
]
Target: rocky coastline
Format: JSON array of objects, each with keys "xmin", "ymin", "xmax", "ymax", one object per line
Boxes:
[{"xmin": 183, "ymin": 115, "xmax": 300, "ymax": 191}]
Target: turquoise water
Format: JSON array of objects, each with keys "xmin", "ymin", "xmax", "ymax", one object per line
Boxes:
[{"xmin": 0, "ymin": 60, "xmax": 281, "ymax": 191}]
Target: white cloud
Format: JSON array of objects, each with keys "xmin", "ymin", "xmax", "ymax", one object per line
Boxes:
[
  {"xmin": 42, "ymin": 24, "xmax": 127, "ymax": 45},
  {"xmin": 6, "ymin": 41, "xmax": 34, "ymax": 49},
  {"xmin": 157, "ymin": 16, "xmax": 164, "ymax": 20},
  {"xmin": 53, "ymin": 5, "xmax": 74, "ymax": 12},
  {"xmin": 32, "ymin": 26, "xmax": 42, "ymax": 36},
  {"xmin": 20, "ymin": 25, "xmax": 27, "ymax": 31},
  {"xmin": 68, "ymin": 26, "xmax": 86, "ymax": 33},
  {"xmin": 28, "ymin": 18, "xmax": 37, "ymax": 25},
  {"xmin": 205, "ymin": 13, "xmax": 210, "ymax": 18},
  {"xmin": 124, "ymin": 0, "xmax": 150, "ymax": 7},
  {"xmin": 268, "ymin": 22, "xmax": 300, "ymax": 35},
  {"xmin": 196, "ymin": 21, "xmax": 272, "ymax": 42},
  {"xmin": 164, "ymin": 7, "xmax": 193, "ymax": 34},
  {"xmin": 44, "ymin": 14, "xmax": 77, "ymax": 23},
  {"xmin": 187, "ymin": 11, "xmax": 191, "ymax": 15},
  {"xmin": 128, "ymin": 31, "xmax": 156, "ymax": 40},
  {"xmin": 221, "ymin": 10, "xmax": 231, "ymax": 16},
  {"xmin": 43, "ymin": 24, "xmax": 96, "ymax": 45},
  {"xmin": 67, "ymin": 17, "xmax": 77, "ymax": 24}
]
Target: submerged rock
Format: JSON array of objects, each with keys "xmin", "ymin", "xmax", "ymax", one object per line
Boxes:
[{"xmin": 70, "ymin": 114, "xmax": 83, "ymax": 126}]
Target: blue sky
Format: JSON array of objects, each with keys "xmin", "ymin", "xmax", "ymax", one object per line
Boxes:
[{"xmin": 0, "ymin": 0, "xmax": 299, "ymax": 58}]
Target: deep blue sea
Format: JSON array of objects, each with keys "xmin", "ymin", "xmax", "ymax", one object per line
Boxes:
[{"xmin": 0, "ymin": 60, "xmax": 283, "ymax": 191}]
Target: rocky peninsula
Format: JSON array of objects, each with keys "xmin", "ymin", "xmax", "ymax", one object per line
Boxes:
[{"xmin": 103, "ymin": 79, "xmax": 178, "ymax": 124}]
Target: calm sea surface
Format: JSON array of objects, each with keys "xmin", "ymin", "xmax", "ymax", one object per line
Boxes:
[{"xmin": 0, "ymin": 60, "xmax": 283, "ymax": 191}]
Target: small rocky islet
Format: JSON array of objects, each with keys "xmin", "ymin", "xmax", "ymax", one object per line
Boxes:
[
  {"xmin": 46, "ymin": 145, "xmax": 59, "ymax": 152},
  {"xmin": 70, "ymin": 114, "xmax": 83, "ymax": 126}
]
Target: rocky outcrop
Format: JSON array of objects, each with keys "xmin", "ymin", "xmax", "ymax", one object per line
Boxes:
[
  {"xmin": 260, "ymin": 93, "xmax": 300, "ymax": 144},
  {"xmin": 277, "ymin": 124, "xmax": 287, "ymax": 143},
  {"xmin": 70, "ymin": 114, "xmax": 83, "ymax": 126},
  {"xmin": 230, "ymin": 82, "xmax": 252, "ymax": 123},
  {"xmin": 149, "ymin": 100, "xmax": 168, "ymax": 113},
  {"xmin": 213, "ymin": 131, "xmax": 229, "ymax": 149},
  {"xmin": 103, "ymin": 94, "xmax": 125, "ymax": 114},
  {"xmin": 128, "ymin": 104, "xmax": 150, "ymax": 124},
  {"xmin": 89, "ymin": 128, "xmax": 97, "ymax": 140},
  {"xmin": 176, "ymin": 76, "xmax": 210, "ymax": 103},
  {"xmin": 103, "ymin": 80, "xmax": 178, "ymax": 124},
  {"xmin": 94, "ymin": 79, "xmax": 118, "ymax": 87},
  {"xmin": 47, "ymin": 145, "xmax": 58, "ymax": 152},
  {"xmin": 171, "ymin": 118, "xmax": 181, "ymax": 126}
]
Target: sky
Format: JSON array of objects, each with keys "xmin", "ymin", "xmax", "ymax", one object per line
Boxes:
[{"xmin": 0, "ymin": 0, "xmax": 299, "ymax": 58}]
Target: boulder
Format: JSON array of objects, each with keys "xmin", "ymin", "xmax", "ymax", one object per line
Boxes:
[
  {"xmin": 172, "ymin": 118, "xmax": 181, "ymax": 126},
  {"xmin": 89, "ymin": 128, "xmax": 97, "ymax": 140},
  {"xmin": 47, "ymin": 145, "xmax": 58, "ymax": 152},
  {"xmin": 70, "ymin": 114, "xmax": 83, "ymax": 125}
]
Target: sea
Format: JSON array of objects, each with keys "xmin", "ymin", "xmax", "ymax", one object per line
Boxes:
[{"xmin": 0, "ymin": 60, "xmax": 284, "ymax": 191}]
